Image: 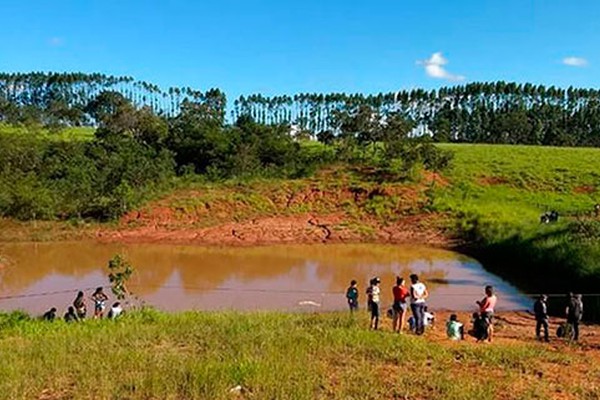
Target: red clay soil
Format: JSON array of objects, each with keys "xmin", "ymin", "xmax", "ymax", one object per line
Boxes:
[{"xmin": 97, "ymin": 212, "xmax": 449, "ymax": 246}]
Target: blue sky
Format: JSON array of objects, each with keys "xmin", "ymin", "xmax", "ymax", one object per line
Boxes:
[{"xmin": 0, "ymin": 0, "xmax": 598, "ymax": 99}]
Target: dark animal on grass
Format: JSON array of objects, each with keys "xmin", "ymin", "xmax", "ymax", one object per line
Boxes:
[{"xmin": 540, "ymin": 210, "xmax": 559, "ymax": 224}]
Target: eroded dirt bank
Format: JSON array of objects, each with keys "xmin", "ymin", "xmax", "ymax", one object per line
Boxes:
[{"xmin": 96, "ymin": 212, "xmax": 449, "ymax": 246}]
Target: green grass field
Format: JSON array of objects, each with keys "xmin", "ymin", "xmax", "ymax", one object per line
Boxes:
[
  {"xmin": 0, "ymin": 310, "xmax": 596, "ymax": 400},
  {"xmin": 0, "ymin": 123, "xmax": 95, "ymax": 141}
]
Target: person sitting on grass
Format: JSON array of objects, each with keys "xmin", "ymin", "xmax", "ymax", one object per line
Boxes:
[
  {"xmin": 468, "ymin": 312, "xmax": 489, "ymax": 342},
  {"xmin": 346, "ymin": 280, "xmax": 359, "ymax": 313},
  {"xmin": 446, "ymin": 314, "xmax": 464, "ymax": 340},
  {"xmin": 91, "ymin": 287, "xmax": 109, "ymax": 319},
  {"xmin": 42, "ymin": 307, "xmax": 57, "ymax": 322},
  {"xmin": 108, "ymin": 302, "xmax": 124, "ymax": 319},
  {"xmin": 64, "ymin": 306, "xmax": 78, "ymax": 323}
]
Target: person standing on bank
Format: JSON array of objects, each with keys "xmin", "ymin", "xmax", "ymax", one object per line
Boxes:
[
  {"xmin": 566, "ymin": 293, "xmax": 583, "ymax": 341},
  {"xmin": 367, "ymin": 277, "xmax": 381, "ymax": 330},
  {"xmin": 392, "ymin": 276, "xmax": 410, "ymax": 333},
  {"xmin": 476, "ymin": 285, "xmax": 497, "ymax": 342},
  {"xmin": 346, "ymin": 280, "xmax": 359, "ymax": 312},
  {"xmin": 409, "ymin": 274, "xmax": 428, "ymax": 335},
  {"xmin": 534, "ymin": 294, "xmax": 550, "ymax": 342}
]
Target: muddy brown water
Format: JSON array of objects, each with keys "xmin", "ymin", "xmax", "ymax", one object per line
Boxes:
[{"xmin": 0, "ymin": 243, "xmax": 530, "ymax": 315}]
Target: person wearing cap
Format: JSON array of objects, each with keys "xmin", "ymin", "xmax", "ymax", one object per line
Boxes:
[
  {"xmin": 533, "ymin": 294, "xmax": 549, "ymax": 342},
  {"xmin": 366, "ymin": 277, "xmax": 381, "ymax": 330}
]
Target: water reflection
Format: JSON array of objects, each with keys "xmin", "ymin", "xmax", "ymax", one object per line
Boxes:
[{"xmin": 0, "ymin": 243, "xmax": 530, "ymax": 314}]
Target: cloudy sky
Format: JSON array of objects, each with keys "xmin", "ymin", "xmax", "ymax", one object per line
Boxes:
[{"xmin": 0, "ymin": 0, "xmax": 597, "ymax": 98}]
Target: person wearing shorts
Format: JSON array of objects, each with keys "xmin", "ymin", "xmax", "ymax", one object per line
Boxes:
[
  {"xmin": 476, "ymin": 285, "xmax": 497, "ymax": 342},
  {"xmin": 392, "ymin": 276, "xmax": 410, "ymax": 333}
]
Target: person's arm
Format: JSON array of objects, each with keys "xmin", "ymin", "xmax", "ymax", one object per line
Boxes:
[{"xmin": 422, "ymin": 287, "xmax": 429, "ymax": 300}]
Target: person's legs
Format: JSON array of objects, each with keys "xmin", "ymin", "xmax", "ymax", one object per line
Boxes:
[
  {"xmin": 373, "ymin": 303, "xmax": 379, "ymax": 330},
  {"xmin": 414, "ymin": 304, "xmax": 425, "ymax": 335},
  {"xmin": 410, "ymin": 304, "xmax": 418, "ymax": 333},
  {"xmin": 542, "ymin": 319, "xmax": 549, "ymax": 342},
  {"xmin": 399, "ymin": 306, "xmax": 407, "ymax": 333},
  {"xmin": 535, "ymin": 320, "xmax": 542, "ymax": 340},
  {"xmin": 392, "ymin": 311, "xmax": 399, "ymax": 332},
  {"xmin": 573, "ymin": 320, "xmax": 579, "ymax": 341}
]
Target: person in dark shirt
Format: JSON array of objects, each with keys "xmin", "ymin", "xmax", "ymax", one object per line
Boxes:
[
  {"xmin": 42, "ymin": 307, "xmax": 57, "ymax": 322},
  {"xmin": 345, "ymin": 280, "xmax": 359, "ymax": 312},
  {"xmin": 566, "ymin": 293, "xmax": 583, "ymax": 341},
  {"xmin": 533, "ymin": 294, "xmax": 549, "ymax": 342},
  {"xmin": 73, "ymin": 291, "xmax": 87, "ymax": 320},
  {"xmin": 64, "ymin": 306, "xmax": 78, "ymax": 323}
]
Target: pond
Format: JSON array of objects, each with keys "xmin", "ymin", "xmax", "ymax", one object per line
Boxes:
[{"xmin": 0, "ymin": 243, "xmax": 530, "ymax": 314}]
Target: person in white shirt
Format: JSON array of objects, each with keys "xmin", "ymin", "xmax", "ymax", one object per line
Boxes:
[
  {"xmin": 409, "ymin": 274, "xmax": 429, "ymax": 335},
  {"xmin": 366, "ymin": 277, "xmax": 381, "ymax": 330},
  {"xmin": 108, "ymin": 302, "xmax": 123, "ymax": 319}
]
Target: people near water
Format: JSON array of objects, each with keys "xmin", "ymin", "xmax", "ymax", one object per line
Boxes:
[
  {"xmin": 108, "ymin": 302, "xmax": 124, "ymax": 319},
  {"xmin": 392, "ymin": 276, "xmax": 410, "ymax": 333},
  {"xmin": 73, "ymin": 291, "xmax": 87, "ymax": 320},
  {"xmin": 366, "ymin": 277, "xmax": 381, "ymax": 330},
  {"xmin": 446, "ymin": 314, "xmax": 464, "ymax": 340},
  {"xmin": 469, "ymin": 312, "xmax": 490, "ymax": 342},
  {"xmin": 42, "ymin": 307, "xmax": 57, "ymax": 322},
  {"xmin": 409, "ymin": 274, "xmax": 428, "ymax": 335},
  {"xmin": 91, "ymin": 287, "xmax": 109, "ymax": 319},
  {"xmin": 533, "ymin": 294, "xmax": 550, "ymax": 342},
  {"xmin": 346, "ymin": 280, "xmax": 359, "ymax": 312},
  {"xmin": 475, "ymin": 285, "xmax": 497, "ymax": 342},
  {"xmin": 565, "ymin": 293, "xmax": 583, "ymax": 341},
  {"xmin": 64, "ymin": 306, "xmax": 79, "ymax": 323}
]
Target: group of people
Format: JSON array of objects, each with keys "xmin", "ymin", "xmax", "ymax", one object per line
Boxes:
[
  {"xmin": 347, "ymin": 276, "xmax": 586, "ymax": 343},
  {"xmin": 41, "ymin": 287, "xmax": 124, "ymax": 323},
  {"xmin": 533, "ymin": 292, "xmax": 584, "ymax": 342},
  {"xmin": 346, "ymin": 274, "xmax": 448, "ymax": 337}
]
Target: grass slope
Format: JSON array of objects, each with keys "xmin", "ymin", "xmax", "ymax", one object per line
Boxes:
[{"xmin": 0, "ymin": 310, "xmax": 597, "ymax": 400}]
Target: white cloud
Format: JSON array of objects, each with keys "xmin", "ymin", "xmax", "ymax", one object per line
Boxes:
[
  {"xmin": 562, "ymin": 57, "xmax": 588, "ymax": 67},
  {"xmin": 417, "ymin": 52, "xmax": 465, "ymax": 81},
  {"xmin": 48, "ymin": 37, "xmax": 64, "ymax": 47}
]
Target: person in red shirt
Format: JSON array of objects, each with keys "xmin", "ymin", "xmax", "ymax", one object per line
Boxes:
[{"xmin": 392, "ymin": 276, "xmax": 410, "ymax": 333}]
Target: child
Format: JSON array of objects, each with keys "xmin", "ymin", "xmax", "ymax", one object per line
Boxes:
[
  {"xmin": 366, "ymin": 277, "xmax": 381, "ymax": 330},
  {"xmin": 42, "ymin": 307, "xmax": 57, "ymax": 322},
  {"xmin": 73, "ymin": 291, "xmax": 86, "ymax": 320},
  {"xmin": 469, "ymin": 312, "xmax": 489, "ymax": 342},
  {"xmin": 346, "ymin": 280, "xmax": 359, "ymax": 312},
  {"xmin": 446, "ymin": 314, "xmax": 464, "ymax": 340},
  {"xmin": 91, "ymin": 287, "xmax": 109, "ymax": 319},
  {"xmin": 108, "ymin": 302, "xmax": 123, "ymax": 319},
  {"xmin": 64, "ymin": 306, "xmax": 78, "ymax": 323}
]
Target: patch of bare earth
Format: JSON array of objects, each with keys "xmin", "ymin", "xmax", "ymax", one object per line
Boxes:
[{"xmin": 98, "ymin": 181, "xmax": 450, "ymax": 246}]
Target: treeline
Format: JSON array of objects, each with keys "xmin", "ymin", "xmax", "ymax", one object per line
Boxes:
[
  {"xmin": 3, "ymin": 73, "xmax": 600, "ymax": 147},
  {"xmin": 234, "ymin": 82, "xmax": 600, "ymax": 147},
  {"xmin": 0, "ymin": 72, "xmax": 225, "ymax": 126}
]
